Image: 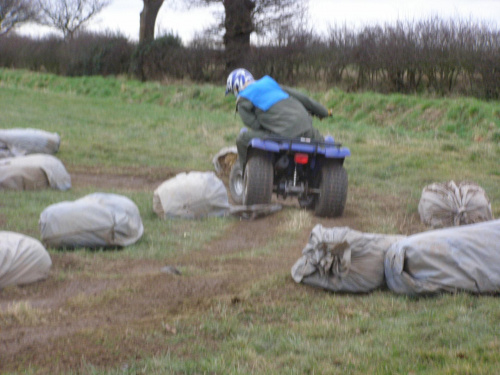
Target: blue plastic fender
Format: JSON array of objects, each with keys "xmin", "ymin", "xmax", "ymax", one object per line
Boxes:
[{"xmin": 249, "ymin": 137, "xmax": 350, "ymax": 159}]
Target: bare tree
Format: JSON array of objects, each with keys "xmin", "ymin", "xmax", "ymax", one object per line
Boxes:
[
  {"xmin": 36, "ymin": 0, "xmax": 111, "ymax": 40},
  {"xmin": 180, "ymin": 0, "xmax": 307, "ymax": 69},
  {"xmin": 139, "ymin": 0, "xmax": 164, "ymax": 42},
  {"xmin": 0, "ymin": 0, "xmax": 39, "ymax": 36},
  {"xmin": 252, "ymin": 0, "xmax": 308, "ymax": 44}
]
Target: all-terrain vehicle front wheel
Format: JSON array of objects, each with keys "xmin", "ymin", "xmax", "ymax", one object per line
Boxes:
[
  {"xmin": 314, "ymin": 159, "xmax": 348, "ymax": 217},
  {"xmin": 229, "ymin": 161, "xmax": 244, "ymax": 204},
  {"xmin": 243, "ymin": 149, "xmax": 273, "ymax": 205}
]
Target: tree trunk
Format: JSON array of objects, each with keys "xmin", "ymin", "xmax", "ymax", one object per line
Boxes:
[
  {"xmin": 223, "ymin": 0, "xmax": 255, "ymax": 71},
  {"xmin": 139, "ymin": 0, "xmax": 164, "ymax": 43}
]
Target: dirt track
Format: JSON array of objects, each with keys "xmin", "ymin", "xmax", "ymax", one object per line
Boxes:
[{"xmin": 0, "ymin": 171, "xmax": 424, "ymax": 373}]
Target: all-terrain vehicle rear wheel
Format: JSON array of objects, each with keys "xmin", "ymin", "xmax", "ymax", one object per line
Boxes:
[
  {"xmin": 229, "ymin": 161, "xmax": 244, "ymax": 204},
  {"xmin": 314, "ymin": 159, "xmax": 348, "ymax": 217},
  {"xmin": 243, "ymin": 149, "xmax": 273, "ymax": 205}
]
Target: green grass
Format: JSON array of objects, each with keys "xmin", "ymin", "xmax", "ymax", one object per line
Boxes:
[
  {"xmin": 84, "ymin": 288, "xmax": 500, "ymax": 375},
  {"xmin": 1, "ymin": 69, "xmax": 499, "ymax": 374}
]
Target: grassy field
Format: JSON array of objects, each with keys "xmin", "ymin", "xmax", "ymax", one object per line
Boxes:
[{"xmin": 0, "ymin": 68, "xmax": 499, "ymax": 374}]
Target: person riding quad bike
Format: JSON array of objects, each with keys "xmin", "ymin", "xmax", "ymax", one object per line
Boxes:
[{"xmin": 225, "ymin": 68, "xmax": 333, "ymax": 169}]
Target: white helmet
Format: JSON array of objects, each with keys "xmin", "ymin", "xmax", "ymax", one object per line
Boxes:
[{"xmin": 225, "ymin": 68, "xmax": 255, "ymax": 97}]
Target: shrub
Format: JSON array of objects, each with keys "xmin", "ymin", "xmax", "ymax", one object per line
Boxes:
[
  {"xmin": 63, "ymin": 31, "xmax": 134, "ymax": 76},
  {"xmin": 130, "ymin": 32, "xmax": 185, "ymax": 81},
  {"xmin": 1, "ymin": 17, "xmax": 499, "ymax": 100}
]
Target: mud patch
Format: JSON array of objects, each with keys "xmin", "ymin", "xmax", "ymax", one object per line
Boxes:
[{"xmin": 67, "ymin": 165, "xmax": 182, "ymax": 192}]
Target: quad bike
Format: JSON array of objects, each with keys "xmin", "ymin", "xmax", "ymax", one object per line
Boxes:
[{"xmin": 229, "ymin": 133, "xmax": 350, "ymax": 217}]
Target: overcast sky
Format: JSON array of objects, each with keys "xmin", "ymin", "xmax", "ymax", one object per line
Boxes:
[{"xmin": 19, "ymin": 0, "xmax": 500, "ymax": 43}]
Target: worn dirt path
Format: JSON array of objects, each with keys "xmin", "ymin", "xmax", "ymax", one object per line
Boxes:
[{"xmin": 0, "ymin": 171, "xmax": 423, "ymax": 373}]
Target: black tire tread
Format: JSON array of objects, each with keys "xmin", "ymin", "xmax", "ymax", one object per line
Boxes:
[
  {"xmin": 243, "ymin": 149, "xmax": 273, "ymax": 205},
  {"xmin": 315, "ymin": 160, "xmax": 348, "ymax": 217}
]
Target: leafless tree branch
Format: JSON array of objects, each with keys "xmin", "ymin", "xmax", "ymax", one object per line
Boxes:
[
  {"xmin": 36, "ymin": 0, "xmax": 111, "ymax": 40},
  {"xmin": 0, "ymin": 0, "xmax": 39, "ymax": 36}
]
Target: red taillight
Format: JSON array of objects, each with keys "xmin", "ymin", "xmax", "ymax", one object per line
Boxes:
[{"xmin": 294, "ymin": 153, "xmax": 309, "ymax": 165}]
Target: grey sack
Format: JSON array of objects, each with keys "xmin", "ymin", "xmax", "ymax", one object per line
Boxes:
[
  {"xmin": 384, "ymin": 220, "xmax": 500, "ymax": 295},
  {"xmin": 292, "ymin": 225, "xmax": 405, "ymax": 293}
]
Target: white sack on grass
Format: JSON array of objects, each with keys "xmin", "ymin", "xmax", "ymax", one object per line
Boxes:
[
  {"xmin": 0, "ymin": 154, "xmax": 71, "ymax": 191},
  {"xmin": 0, "ymin": 232, "xmax": 52, "ymax": 289},
  {"xmin": 291, "ymin": 225, "xmax": 405, "ymax": 293},
  {"xmin": 153, "ymin": 171, "xmax": 230, "ymax": 219},
  {"xmin": 0, "ymin": 128, "xmax": 60, "ymax": 158},
  {"xmin": 384, "ymin": 220, "xmax": 500, "ymax": 295},
  {"xmin": 418, "ymin": 181, "xmax": 493, "ymax": 228},
  {"xmin": 39, "ymin": 193, "xmax": 144, "ymax": 248}
]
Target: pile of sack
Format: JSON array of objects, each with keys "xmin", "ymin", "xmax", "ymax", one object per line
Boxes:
[
  {"xmin": 0, "ymin": 128, "xmax": 71, "ymax": 191},
  {"xmin": 292, "ymin": 180, "xmax": 498, "ymax": 296},
  {"xmin": 1, "ymin": 192, "xmax": 145, "ymax": 289},
  {"xmin": 0, "ymin": 146, "xmax": 280, "ymax": 289},
  {"xmin": 292, "ymin": 220, "xmax": 500, "ymax": 296}
]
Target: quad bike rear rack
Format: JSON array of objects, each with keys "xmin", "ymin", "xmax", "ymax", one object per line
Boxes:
[{"xmin": 248, "ymin": 135, "xmax": 351, "ymax": 159}]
